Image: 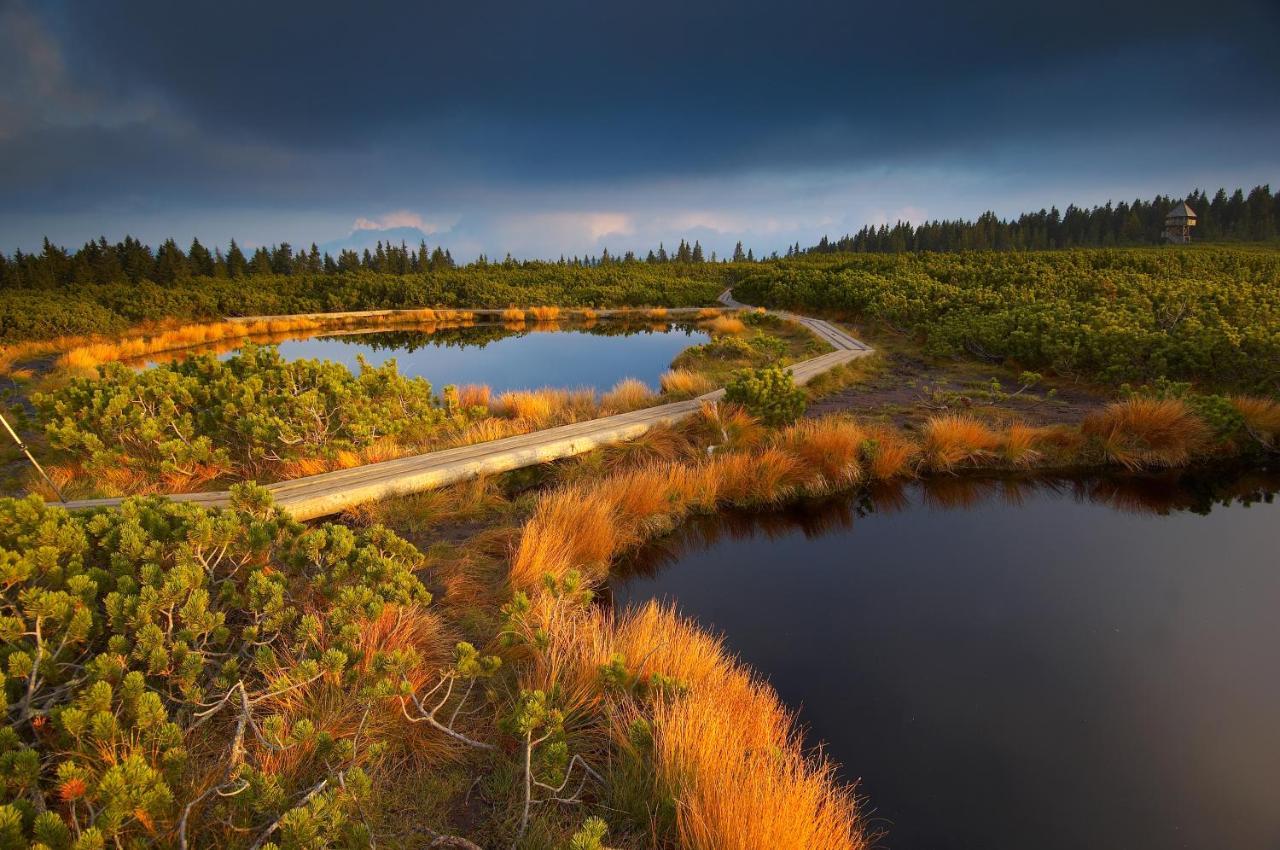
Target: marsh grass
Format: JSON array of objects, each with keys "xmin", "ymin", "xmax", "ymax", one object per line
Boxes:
[
  {"xmin": 1232, "ymin": 395, "xmax": 1280, "ymax": 447},
  {"xmin": 922, "ymin": 414, "xmax": 1003, "ymax": 472},
  {"xmin": 601, "ymin": 378, "xmax": 658, "ymax": 413},
  {"xmin": 700, "ymin": 315, "xmax": 747, "ymax": 335},
  {"xmin": 659, "ymin": 368, "xmax": 715, "ymax": 398},
  {"xmin": 1082, "ymin": 398, "xmax": 1212, "ymax": 469}
]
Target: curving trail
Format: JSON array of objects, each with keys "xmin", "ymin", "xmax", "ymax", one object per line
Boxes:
[{"xmin": 56, "ymin": 292, "xmax": 873, "ymax": 520}]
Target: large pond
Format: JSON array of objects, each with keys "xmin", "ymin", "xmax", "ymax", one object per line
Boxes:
[
  {"xmin": 611, "ymin": 470, "xmax": 1280, "ymax": 850},
  {"xmin": 170, "ymin": 323, "xmax": 709, "ymax": 393}
]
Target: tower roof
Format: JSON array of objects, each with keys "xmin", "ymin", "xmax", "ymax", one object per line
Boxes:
[{"xmin": 1165, "ymin": 201, "xmax": 1197, "ymax": 221}]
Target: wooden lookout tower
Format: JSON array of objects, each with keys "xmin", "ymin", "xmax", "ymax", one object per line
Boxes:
[{"xmin": 1163, "ymin": 201, "xmax": 1197, "ymax": 244}]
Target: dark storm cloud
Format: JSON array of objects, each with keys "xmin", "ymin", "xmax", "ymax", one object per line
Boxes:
[{"xmin": 1, "ymin": 0, "xmax": 1277, "ymax": 254}]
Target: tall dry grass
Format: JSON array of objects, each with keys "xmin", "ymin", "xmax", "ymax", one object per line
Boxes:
[
  {"xmin": 861, "ymin": 424, "xmax": 918, "ymax": 480},
  {"xmin": 491, "ymin": 387, "xmax": 599, "ymax": 426},
  {"xmin": 523, "ymin": 601, "xmax": 869, "ymax": 850},
  {"xmin": 1082, "ymin": 398, "xmax": 1212, "ymax": 469},
  {"xmin": 510, "ymin": 486, "xmax": 626, "ymax": 590},
  {"xmin": 45, "ymin": 309, "xmax": 481, "ymax": 373},
  {"xmin": 1232, "ymin": 396, "xmax": 1280, "ymax": 447},
  {"xmin": 526, "ymin": 305, "xmax": 561, "ymax": 321},
  {"xmin": 602, "ymin": 378, "xmax": 658, "ymax": 413},
  {"xmin": 659, "ymin": 369, "xmax": 715, "ymax": 398},
  {"xmin": 921, "ymin": 415, "xmax": 1002, "ymax": 472},
  {"xmin": 700, "ymin": 315, "xmax": 746, "ymax": 336},
  {"xmin": 646, "ymin": 307, "xmax": 670, "ymax": 320},
  {"xmin": 774, "ymin": 418, "xmax": 866, "ymax": 490}
]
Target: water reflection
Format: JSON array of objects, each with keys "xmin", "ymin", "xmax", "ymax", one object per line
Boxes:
[
  {"xmin": 611, "ymin": 467, "xmax": 1280, "ymax": 850},
  {"xmin": 142, "ymin": 320, "xmax": 710, "ymax": 394},
  {"xmin": 622, "ymin": 469, "xmax": 1280, "ymax": 579}
]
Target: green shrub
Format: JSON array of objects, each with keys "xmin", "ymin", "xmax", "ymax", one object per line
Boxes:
[
  {"xmin": 734, "ymin": 247, "xmax": 1280, "ymax": 391},
  {"xmin": 0, "ymin": 486, "xmax": 433, "ymax": 846},
  {"xmin": 36, "ymin": 345, "xmax": 471, "ymax": 488},
  {"xmin": 724, "ymin": 367, "xmax": 806, "ymax": 426}
]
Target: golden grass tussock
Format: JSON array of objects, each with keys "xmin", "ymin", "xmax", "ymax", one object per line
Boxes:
[
  {"xmin": 1000, "ymin": 422, "xmax": 1046, "ymax": 466},
  {"xmin": 695, "ymin": 401, "xmax": 765, "ymax": 452},
  {"xmin": 445, "ymin": 416, "xmax": 530, "ymax": 448},
  {"xmin": 529, "ymin": 602, "xmax": 869, "ymax": 850},
  {"xmin": 651, "ymin": 685, "xmax": 868, "ymax": 850},
  {"xmin": 921, "ymin": 414, "xmax": 1002, "ymax": 472},
  {"xmin": 491, "ymin": 386, "xmax": 600, "ymax": 425},
  {"xmin": 527, "ymin": 305, "xmax": 561, "ymax": 321},
  {"xmin": 694, "ymin": 307, "xmax": 723, "ymax": 320},
  {"xmin": 456, "ymin": 383, "xmax": 492, "ymax": 409},
  {"xmin": 1231, "ymin": 395, "xmax": 1280, "ymax": 446},
  {"xmin": 501, "ymin": 307, "xmax": 527, "ymax": 323},
  {"xmin": 510, "ymin": 485, "xmax": 629, "ymax": 591},
  {"xmin": 601, "ymin": 377, "xmax": 658, "ymax": 413},
  {"xmin": 700, "ymin": 315, "xmax": 747, "ymax": 336},
  {"xmin": 774, "ymin": 417, "xmax": 866, "ymax": 488},
  {"xmin": 578, "ymin": 307, "xmax": 599, "ymax": 320},
  {"xmin": 659, "ymin": 369, "xmax": 715, "ymax": 398},
  {"xmin": 709, "ymin": 446, "xmax": 806, "ymax": 506},
  {"xmin": 1081, "ymin": 397, "xmax": 1212, "ymax": 469},
  {"xmin": 602, "ymin": 423, "xmax": 695, "ymax": 471},
  {"xmin": 861, "ymin": 424, "xmax": 918, "ymax": 480},
  {"xmin": 646, "ymin": 307, "xmax": 670, "ymax": 320}
]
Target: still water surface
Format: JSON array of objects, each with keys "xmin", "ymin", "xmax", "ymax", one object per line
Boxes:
[
  {"xmin": 265, "ymin": 324, "xmax": 707, "ymax": 392},
  {"xmin": 612, "ymin": 472, "xmax": 1280, "ymax": 850}
]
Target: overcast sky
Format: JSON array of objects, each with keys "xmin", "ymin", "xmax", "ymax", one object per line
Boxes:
[{"xmin": 1, "ymin": 0, "xmax": 1277, "ymax": 259}]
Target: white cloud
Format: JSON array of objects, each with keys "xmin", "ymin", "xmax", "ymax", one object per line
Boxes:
[{"xmin": 352, "ymin": 210, "xmax": 451, "ymax": 232}]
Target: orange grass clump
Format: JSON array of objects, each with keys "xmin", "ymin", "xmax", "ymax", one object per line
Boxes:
[
  {"xmin": 646, "ymin": 307, "xmax": 670, "ymax": 320},
  {"xmin": 602, "ymin": 378, "xmax": 658, "ymax": 413},
  {"xmin": 709, "ymin": 446, "xmax": 805, "ymax": 505},
  {"xmin": 695, "ymin": 401, "xmax": 765, "ymax": 452},
  {"xmin": 774, "ymin": 417, "xmax": 866, "ymax": 488},
  {"xmin": 1000, "ymin": 422, "xmax": 1045, "ymax": 466},
  {"xmin": 694, "ymin": 307, "xmax": 723, "ymax": 320},
  {"xmin": 660, "ymin": 369, "xmax": 715, "ymax": 398},
  {"xmin": 1081, "ymin": 398, "xmax": 1211, "ymax": 469},
  {"xmin": 509, "ymin": 486, "xmax": 627, "ymax": 590},
  {"xmin": 921, "ymin": 414, "xmax": 1002, "ymax": 472},
  {"xmin": 861, "ymin": 424, "xmax": 918, "ymax": 480},
  {"xmin": 527, "ymin": 305, "xmax": 561, "ymax": 321},
  {"xmin": 1231, "ymin": 396, "xmax": 1280, "ymax": 446},
  {"xmin": 527, "ymin": 602, "xmax": 869, "ymax": 850},
  {"xmin": 501, "ymin": 307, "xmax": 527, "ymax": 322},
  {"xmin": 457, "ymin": 383, "xmax": 492, "ymax": 409},
  {"xmin": 701, "ymin": 315, "xmax": 747, "ymax": 336}
]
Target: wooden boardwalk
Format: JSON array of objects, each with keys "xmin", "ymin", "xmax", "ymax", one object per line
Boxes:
[{"xmin": 57, "ymin": 293, "xmax": 872, "ymax": 520}]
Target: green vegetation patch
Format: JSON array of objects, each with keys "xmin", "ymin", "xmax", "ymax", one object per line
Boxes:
[{"xmin": 733, "ymin": 246, "xmax": 1280, "ymax": 391}]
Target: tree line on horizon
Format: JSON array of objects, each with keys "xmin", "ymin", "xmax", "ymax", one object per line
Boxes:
[
  {"xmin": 805, "ymin": 184, "xmax": 1279, "ymax": 254},
  {"xmin": 2, "ymin": 184, "xmax": 1277, "ymax": 290}
]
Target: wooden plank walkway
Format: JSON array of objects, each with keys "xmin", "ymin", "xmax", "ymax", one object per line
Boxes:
[{"xmin": 56, "ymin": 293, "xmax": 872, "ymax": 520}]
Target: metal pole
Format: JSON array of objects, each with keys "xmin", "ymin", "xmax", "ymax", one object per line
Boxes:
[{"xmin": 0, "ymin": 410, "xmax": 65, "ymax": 503}]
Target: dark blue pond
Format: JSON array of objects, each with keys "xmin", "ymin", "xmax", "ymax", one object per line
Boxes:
[
  {"xmin": 216, "ymin": 323, "xmax": 709, "ymax": 393},
  {"xmin": 611, "ymin": 471, "xmax": 1280, "ymax": 850}
]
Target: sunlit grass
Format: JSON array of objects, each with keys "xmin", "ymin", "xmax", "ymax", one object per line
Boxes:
[{"xmin": 1082, "ymin": 398, "xmax": 1211, "ymax": 469}]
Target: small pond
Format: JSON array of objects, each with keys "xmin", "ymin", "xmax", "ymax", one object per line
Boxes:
[
  {"xmin": 165, "ymin": 322, "xmax": 710, "ymax": 394},
  {"xmin": 611, "ymin": 470, "xmax": 1280, "ymax": 850}
]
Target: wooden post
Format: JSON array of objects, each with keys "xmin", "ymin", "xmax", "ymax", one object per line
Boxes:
[{"xmin": 0, "ymin": 411, "xmax": 65, "ymax": 502}]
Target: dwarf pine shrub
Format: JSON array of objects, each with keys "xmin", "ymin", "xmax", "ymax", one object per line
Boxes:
[
  {"xmin": 36, "ymin": 345, "xmax": 475, "ymax": 487},
  {"xmin": 724, "ymin": 366, "xmax": 806, "ymax": 426},
  {"xmin": 0, "ymin": 485, "xmax": 435, "ymax": 847}
]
